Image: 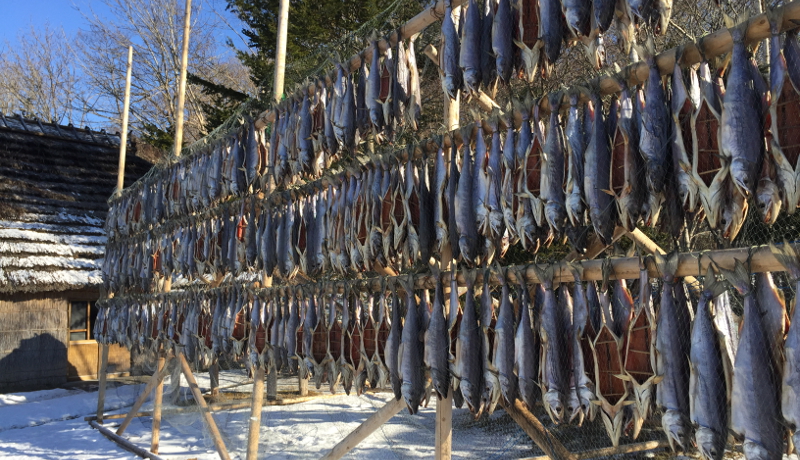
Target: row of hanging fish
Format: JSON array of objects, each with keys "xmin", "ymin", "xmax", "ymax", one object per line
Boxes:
[{"xmin": 442, "ymin": 0, "xmax": 672, "ymax": 95}]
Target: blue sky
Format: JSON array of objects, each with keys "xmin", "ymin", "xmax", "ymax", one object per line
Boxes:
[{"xmin": 0, "ymin": 0, "xmax": 248, "ymax": 53}]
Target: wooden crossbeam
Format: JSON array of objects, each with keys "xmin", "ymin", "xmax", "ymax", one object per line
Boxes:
[
  {"xmin": 500, "ymin": 399, "xmax": 576, "ymax": 460},
  {"xmin": 90, "ymin": 420, "xmax": 165, "ymax": 460},
  {"xmin": 319, "ymin": 398, "xmax": 405, "ymax": 460},
  {"xmin": 116, "ymin": 362, "xmax": 170, "ymax": 435}
]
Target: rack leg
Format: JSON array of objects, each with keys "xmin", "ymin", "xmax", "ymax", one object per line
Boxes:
[
  {"xmin": 319, "ymin": 398, "xmax": 404, "ymax": 460},
  {"xmin": 267, "ymin": 363, "xmax": 278, "ymax": 401},
  {"xmin": 96, "ymin": 344, "xmax": 109, "ymax": 424},
  {"xmin": 178, "ymin": 351, "xmax": 231, "ymax": 460},
  {"xmin": 246, "ymin": 365, "xmax": 265, "ymax": 460},
  {"xmin": 435, "ymin": 394, "xmax": 452, "ymax": 460},
  {"xmin": 151, "ymin": 352, "xmax": 166, "ymax": 454}
]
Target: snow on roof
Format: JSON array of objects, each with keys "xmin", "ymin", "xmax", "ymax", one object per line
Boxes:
[{"xmin": 0, "ymin": 115, "xmax": 152, "ymax": 294}]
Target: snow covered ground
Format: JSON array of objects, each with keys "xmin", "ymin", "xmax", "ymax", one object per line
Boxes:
[{"xmin": 0, "ymin": 369, "xmax": 760, "ymax": 460}]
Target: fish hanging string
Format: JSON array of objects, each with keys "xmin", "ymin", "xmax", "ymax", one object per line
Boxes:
[{"xmin": 96, "ymin": 246, "xmax": 798, "ymax": 458}]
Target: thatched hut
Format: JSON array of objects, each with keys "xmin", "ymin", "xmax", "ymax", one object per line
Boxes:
[{"xmin": 0, "ymin": 114, "xmax": 152, "ymax": 391}]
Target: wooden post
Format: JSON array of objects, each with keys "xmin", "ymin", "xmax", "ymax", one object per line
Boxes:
[
  {"xmin": 209, "ymin": 360, "xmax": 220, "ymax": 398},
  {"xmin": 267, "ymin": 364, "xmax": 278, "ymax": 401},
  {"xmin": 151, "ymin": 351, "xmax": 166, "ymax": 454},
  {"xmin": 115, "ymin": 45, "xmax": 134, "ymax": 195},
  {"xmin": 298, "ymin": 373, "xmax": 309, "ymax": 396},
  {"xmin": 500, "ymin": 399, "xmax": 576, "ymax": 460},
  {"xmin": 246, "ymin": 365, "xmax": 266, "ymax": 460},
  {"xmin": 173, "ymin": 0, "xmax": 192, "ymax": 157},
  {"xmin": 318, "ymin": 398, "xmax": 405, "ymax": 460},
  {"xmin": 273, "ymin": 0, "xmax": 290, "ymax": 103},
  {"xmin": 96, "ymin": 344, "xmax": 110, "ymax": 424},
  {"xmin": 116, "ymin": 364, "xmax": 170, "ymax": 435},
  {"xmin": 90, "ymin": 421, "xmax": 166, "ymax": 460},
  {"xmin": 177, "ymin": 351, "xmax": 232, "ymax": 460}
]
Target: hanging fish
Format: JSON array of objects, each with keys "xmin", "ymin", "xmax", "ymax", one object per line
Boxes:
[
  {"xmin": 426, "ymin": 265, "xmax": 451, "ymax": 399},
  {"xmin": 385, "ymin": 284, "xmax": 403, "ymax": 400},
  {"xmin": 480, "ymin": 0, "xmax": 496, "ymax": 88},
  {"xmin": 609, "ymin": 80, "xmax": 645, "ymax": 231},
  {"xmin": 671, "ymin": 48, "xmax": 700, "ymax": 213},
  {"xmin": 584, "ymin": 89, "xmax": 616, "ymax": 244},
  {"xmin": 653, "ymin": 253, "xmax": 692, "ymax": 452},
  {"xmin": 486, "ymin": 115, "xmax": 505, "ymax": 244},
  {"xmin": 568, "ymin": 265, "xmax": 597, "ymax": 425},
  {"xmin": 480, "ymin": 269, "xmax": 500, "ymax": 414},
  {"xmin": 406, "ymin": 35, "xmax": 422, "ymax": 130},
  {"xmin": 515, "ymin": 267, "xmax": 540, "ymax": 410},
  {"xmin": 456, "ymin": 130, "xmax": 478, "ymax": 265},
  {"xmin": 494, "ymin": 266, "xmax": 518, "ymax": 404},
  {"xmin": 460, "ymin": 0, "xmax": 483, "ymax": 94},
  {"xmin": 720, "ymin": 260, "xmax": 783, "ymax": 460},
  {"xmin": 492, "ymin": 0, "xmax": 514, "ymax": 84},
  {"xmin": 565, "ymin": 89, "xmax": 588, "ymax": 228},
  {"xmin": 543, "ymin": 92, "xmax": 568, "ymax": 239},
  {"xmin": 367, "ymin": 41, "xmax": 384, "ymax": 133},
  {"xmin": 442, "ymin": 0, "xmax": 463, "ymax": 99},
  {"xmin": 398, "ymin": 275, "xmax": 425, "ymax": 413},
  {"xmin": 639, "ymin": 41, "xmax": 671, "ymax": 208},
  {"xmin": 456, "ymin": 269, "xmax": 485, "ymax": 417}
]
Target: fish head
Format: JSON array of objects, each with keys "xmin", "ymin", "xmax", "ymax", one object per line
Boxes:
[
  {"xmin": 730, "ymin": 157, "xmax": 756, "ymax": 197},
  {"xmin": 756, "ymin": 179, "xmax": 782, "ymax": 224},
  {"xmin": 695, "ymin": 427, "xmax": 724, "ymax": 460},
  {"xmin": 661, "ymin": 409, "xmax": 689, "ymax": 452},
  {"xmin": 566, "ymin": 390, "xmax": 584, "ymax": 425},
  {"xmin": 583, "ymin": 35, "xmax": 606, "ymax": 70},
  {"xmin": 743, "ymin": 441, "xmax": 776, "ymax": 460},
  {"xmin": 721, "ymin": 189, "xmax": 748, "ymax": 240},
  {"xmin": 544, "ymin": 389, "xmax": 565, "ymax": 424}
]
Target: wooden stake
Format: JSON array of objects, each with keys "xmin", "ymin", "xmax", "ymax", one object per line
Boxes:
[
  {"xmin": 209, "ymin": 360, "xmax": 220, "ymax": 398},
  {"xmin": 115, "ymin": 45, "xmax": 134, "ymax": 195},
  {"xmin": 318, "ymin": 398, "xmax": 404, "ymax": 460},
  {"xmin": 177, "ymin": 351, "xmax": 232, "ymax": 460},
  {"xmin": 298, "ymin": 373, "xmax": 309, "ymax": 397},
  {"xmin": 500, "ymin": 399, "xmax": 576, "ymax": 460},
  {"xmin": 173, "ymin": 0, "xmax": 192, "ymax": 157},
  {"xmin": 434, "ymin": 394, "xmax": 453, "ymax": 460},
  {"xmin": 246, "ymin": 365, "xmax": 265, "ymax": 460},
  {"xmin": 116, "ymin": 364, "xmax": 170, "ymax": 435},
  {"xmin": 90, "ymin": 421, "xmax": 165, "ymax": 460},
  {"xmin": 267, "ymin": 364, "xmax": 278, "ymax": 401},
  {"xmin": 96, "ymin": 344, "xmax": 110, "ymax": 424},
  {"xmin": 273, "ymin": 0, "xmax": 290, "ymax": 103},
  {"xmin": 151, "ymin": 352, "xmax": 166, "ymax": 454}
]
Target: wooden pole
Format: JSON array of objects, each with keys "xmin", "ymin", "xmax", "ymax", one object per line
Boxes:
[
  {"xmin": 318, "ymin": 398, "xmax": 405, "ymax": 460},
  {"xmin": 209, "ymin": 360, "xmax": 220, "ymax": 398},
  {"xmin": 115, "ymin": 45, "xmax": 133, "ymax": 195},
  {"xmin": 90, "ymin": 421, "xmax": 166, "ymax": 460},
  {"xmin": 500, "ymin": 399, "xmax": 576, "ymax": 460},
  {"xmin": 96, "ymin": 344, "xmax": 110, "ymax": 424},
  {"xmin": 273, "ymin": 0, "xmax": 290, "ymax": 103},
  {"xmin": 116, "ymin": 364, "xmax": 170, "ymax": 435},
  {"xmin": 246, "ymin": 365, "xmax": 266, "ymax": 460},
  {"xmin": 177, "ymin": 351, "xmax": 232, "ymax": 460},
  {"xmin": 173, "ymin": 0, "xmax": 192, "ymax": 157},
  {"xmin": 150, "ymin": 351, "xmax": 166, "ymax": 454}
]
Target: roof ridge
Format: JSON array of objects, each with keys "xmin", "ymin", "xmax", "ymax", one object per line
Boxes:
[{"xmin": 0, "ymin": 111, "xmax": 124, "ymax": 144}]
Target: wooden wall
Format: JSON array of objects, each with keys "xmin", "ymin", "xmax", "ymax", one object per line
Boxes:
[{"xmin": 0, "ymin": 293, "xmax": 69, "ymax": 391}]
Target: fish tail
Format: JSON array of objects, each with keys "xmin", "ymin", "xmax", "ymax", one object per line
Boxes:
[
  {"xmin": 718, "ymin": 258, "xmax": 752, "ymax": 295},
  {"xmin": 464, "ymin": 268, "xmax": 478, "ymax": 289},
  {"xmin": 531, "ymin": 264, "xmax": 555, "ymax": 289},
  {"xmin": 701, "ymin": 266, "xmax": 727, "ymax": 299},
  {"xmin": 767, "ymin": 8, "xmax": 783, "ymax": 35},
  {"xmin": 652, "ymin": 252, "xmax": 680, "ymax": 282},
  {"xmin": 568, "ymin": 261, "xmax": 584, "ymax": 283},
  {"xmin": 770, "ymin": 241, "xmax": 800, "ymax": 280},
  {"xmin": 548, "ymin": 91, "xmax": 563, "ymax": 113},
  {"xmin": 729, "ymin": 18, "xmax": 749, "ymax": 43}
]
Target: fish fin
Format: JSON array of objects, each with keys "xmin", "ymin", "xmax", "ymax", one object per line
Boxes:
[
  {"xmin": 770, "ymin": 241, "xmax": 800, "ymax": 280},
  {"xmin": 717, "ymin": 258, "xmax": 751, "ymax": 295},
  {"xmin": 702, "ymin": 265, "xmax": 728, "ymax": 298},
  {"xmin": 614, "ymin": 373, "xmax": 631, "ymax": 381}
]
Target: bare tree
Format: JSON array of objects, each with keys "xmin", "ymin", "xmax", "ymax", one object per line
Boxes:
[
  {"xmin": 0, "ymin": 25, "xmax": 96, "ymax": 125},
  {"xmin": 77, "ymin": 0, "xmax": 255, "ymax": 146}
]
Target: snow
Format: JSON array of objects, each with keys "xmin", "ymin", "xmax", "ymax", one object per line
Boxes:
[
  {"xmin": 0, "ymin": 241, "xmax": 104, "ymax": 257},
  {"xmin": 0, "ymin": 220, "xmax": 105, "ymax": 236},
  {"xmin": 0, "ymin": 268, "xmax": 102, "ymax": 289},
  {"xmin": 0, "ymin": 256, "xmax": 100, "ymax": 270},
  {"xmin": 0, "ymin": 229, "xmax": 106, "ymax": 246}
]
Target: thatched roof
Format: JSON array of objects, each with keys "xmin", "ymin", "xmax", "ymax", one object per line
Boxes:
[{"xmin": 0, "ymin": 113, "xmax": 152, "ymax": 294}]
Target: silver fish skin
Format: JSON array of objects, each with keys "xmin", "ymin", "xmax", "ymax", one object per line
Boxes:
[
  {"xmin": 406, "ymin": 35, "xmax": 422, "ymax": 129},
  {"xmin": 654, "ymin": 253, "xmax": 692, "ymax": 452},
  {"xmin": 541, "ymin": 0, "xmax": 564, "ymax": 64},
  {"xmin": 722, "ymin": 261, "xmax": 783, "ymax": 460},
  {"xmin": 501, "ymin": 112, "xmax": 518, "ymax": 241},
  {"xmin": 418, "ymin": 157, "xmax": 435, "ymax": 264},
  {"xmin": 516, "ymin": 100, "xmax": 533, "ymax": 165},
  {"xmin": 244, "ymin": 119, "xmax": 260, "ymax": 187},
  {"xmin": 543, "ymin": 93, "xmax": 568, "ymax": 237},
  {"xmin": 584, "ymin": 92, "xmax": 616, "ymax": 244},
  {"xmin": 480, "ymin": 0, "xmax": 496, "ymax": 87},
  {"xmin": 486, "ymin": 117, "xmax": 505, "ymax": 241},
  {"xmin": 492, "ymin": 0, "xmax": 514, "ymax": 83},
  {"xmin": 770, "ymin": 244, "xmax": 800, "ymax": 451},
  {"xmin": 425, "ymin": 266, "xmax": 450, "ymax": 399},
  {"xmin": 340, "ymin": 71, "xmax": 358, "ymax": 152},
  {"xmin": 460, "ymin": 0, "xmax": 482, "ymax": 94},
  {"xmin": 533, "ymin": 265, "xmax": 570, "ymax": 424},
  {"xmin": 356, "ymin": 58, "xmax": 369, "ymax": 134},
  {"xmin": 566, "ymin": 92, "xmax": 587, "ymax": 227},
  {"xmin": 323, "ymin": 87, "xmax": 339, "ymax": 158},
  {"xmin": 393, "ymin": 39, "xmax": 410, "ymax": 125},
  {"xmin": 473, "ymin": 122, "xmax": 490, "ymax": 239},
  {"xmin": 594, "ymin": 0, "xmax": 615, "ymax": 31},
  {"xmin": 456, "ymin": 130, "xmax": 478, "ymax": 265},
  {"xmin": 515, "ymin": 268, "xmax": 540, "ymax": 409},
  {"xmin": 458, "ymin": 270, "xmax": 484, "ymax": 416},
  {"xmin": 754, "ymin": 272, "xmax": 786, "ymax": 388},
  {"xmin": 722, "ymin": 24, "xmax": 765, "ymax": 197},
  {"xmin": 442, "ymin": 0, "xmax": 463, "ymax": 99},
  {"xmin": 639, "ymin": 50, "xmax": 671, "ymax": 196},
  {"xmin": 400, "ymin": 276, "xmax": 425, "ymax": 414},
  {"xmin": 386, "ymin": 289, "xmax": 404, "ymax": 401},
  {"xmin": 285, "ymin": 294, "xmax": 300, "ymax": 373},
  {"xmin": 569, "ymin": 266, "xmax": 596, "ymax": 423},
  {"xmin": 480, "ymin": 269, "xmax": 500, "ymax": 413},
  {"xmin": 563, "ymin": 0, "xmax": 591, "ymax": 37},
  {"xmin": 298, "ymin": 93, "xmax": 313, "ymax": 173},
  {"xmin": 433, "ymin": 146, "xmax": 449, "ymax": 253},
  {"xmin": 610, "ymin": 279, "xmax": 633, "ymax": 338},
  {"xmin": 494, "ymin": 268, "xmax": 518, "ymax": 404},
  {"xmin": 367, "ymin": 42, "xmax": 384, "ymax": 132},
  {"xmin": 448, "ymin": 142, "xmax": 461, "ymax": 260},
  {"xmin": 689, "ymin": 271, "xmax": 728, "ymax": 460}
]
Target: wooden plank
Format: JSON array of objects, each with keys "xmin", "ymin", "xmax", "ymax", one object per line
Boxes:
[
  {"xmin": 90, "ymin": 420, "xmax": 165, "ymax": 460},
  {"xmin": 575, "ymin": 440, "xmax": 669, "ymax": 459},
  {"xmin": 246, "ymin": 365, "xmax": 265, "ymax": 460},
  {"xmin": 500, "ymin": 399, "xmax": 576, "ymax": 460},
  {"xmin": 177, "ymin": 351, "xmax": 232, "ymax": 460},
  {"xmin": 96, "ymin": 344, "xmax": 109, "ymax": 424},
  {"xmin": 318, "ymin": 398, "xmax": 405, "ymax": 460},
  {"xmin": 150, "ymin": 353, "xmax": 166, "ymax": 454},
  {"xmin": 116, "ymin": 364, "xmax": 170, "ymax": 435}
]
